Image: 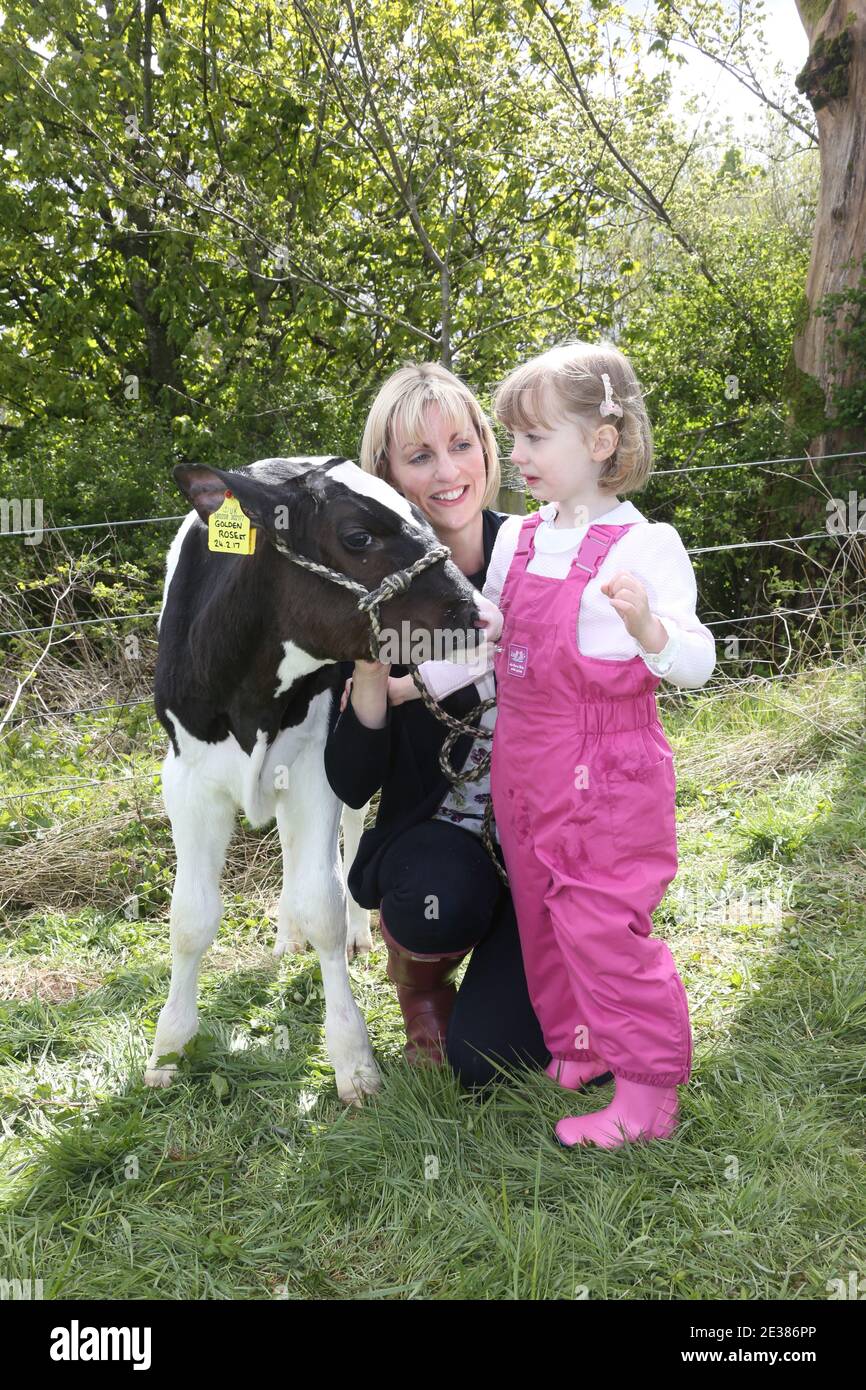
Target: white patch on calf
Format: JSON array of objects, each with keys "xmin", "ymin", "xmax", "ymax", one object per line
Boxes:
[
  {"xmin": 158, "ymin": 511, "xmax": 200, "ymax": 633},
  {"xmin": 163, "ymin": 710, "xmax": 299, "ymax": 829},
  {"xmin": 326, "ymin": 459, "xmax": 421, "ymax": 528},
  {"xmin": 250, "ymin": 456, "xmax": 337, "ymax": 477},
  {"xmin": 274, "ymin": 640, "xmax": 332, "ymax": 697}
]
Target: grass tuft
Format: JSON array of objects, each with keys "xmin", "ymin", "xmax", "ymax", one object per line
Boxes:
[{"xmin": 1, "ymin": 663, "xmax": 864, "ymax": 1298}]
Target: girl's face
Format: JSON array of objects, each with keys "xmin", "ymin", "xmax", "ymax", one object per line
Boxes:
[
  {"xmin": 508, "ymin": 411, "xmax": 617, "ymax": 514},
  {"xmin": 385, "ymin": 401, "xmax": 488, "ymax": 535}
]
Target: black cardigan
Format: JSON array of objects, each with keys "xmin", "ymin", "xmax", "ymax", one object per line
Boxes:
[{"xmin": 325, "ymin": 508, "xmax": 508, "ymax": 909}]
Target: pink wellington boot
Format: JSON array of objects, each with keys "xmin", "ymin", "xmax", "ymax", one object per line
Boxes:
[
  {"xmin": 545, "ymin": 1057, "xmax": 613, "ymax": 1091},
  {"xmin": 555, "ymin": 1076, "xmax": 680, "ymax": 1149}
]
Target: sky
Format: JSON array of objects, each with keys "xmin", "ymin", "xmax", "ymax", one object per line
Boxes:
[{"xmin": 618, "ymin": 0, "xmax": 812, "ymax": 144}]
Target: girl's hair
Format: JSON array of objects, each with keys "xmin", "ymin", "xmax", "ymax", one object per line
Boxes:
[
  {"xmin": 359, "ymin": 362, "xmax": 501, "ymax": 509},
  {"xmin": 492, "ymin": 339, "xmax": 653, "ymax": 494}
]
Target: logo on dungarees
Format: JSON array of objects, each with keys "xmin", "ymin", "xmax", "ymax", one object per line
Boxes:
[{"xmin": 507, "ymin": 643, "xmax": 528, "ymax": 677}]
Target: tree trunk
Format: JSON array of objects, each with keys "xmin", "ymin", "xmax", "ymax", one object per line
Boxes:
[{"xmin": 791, "ymin": 0, "xmax": 866, "ymax": 463}]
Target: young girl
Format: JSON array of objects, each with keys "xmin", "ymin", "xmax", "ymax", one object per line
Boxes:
[{"xmin": 397, "ymin": 340, "xmax": 715, "ymax": 1148}]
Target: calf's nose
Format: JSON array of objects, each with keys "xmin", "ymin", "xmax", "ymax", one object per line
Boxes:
[{"xmin": 445, "ymin": 593, "xmax": 483, "ymax": 631}]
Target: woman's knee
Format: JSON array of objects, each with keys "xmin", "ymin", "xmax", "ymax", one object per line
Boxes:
[
  {"xmin": 379, "ymin": 827, "xmax": 500, "ymax": 952},
  {"xmin": 445, "ymin": 1034, "xmax": 502, "ymax": 1090},
  {"xmin": 380, "ymin": 890, "xmax": 484, "ymax": 953}
]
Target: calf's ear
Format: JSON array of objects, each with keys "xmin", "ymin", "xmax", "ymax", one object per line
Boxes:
[{"xmin": 173, "ymin": 464, "xmax": 273, "ymax": 529}]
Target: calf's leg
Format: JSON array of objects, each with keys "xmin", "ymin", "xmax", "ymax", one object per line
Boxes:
[
  {"xmin": 274, "ymin": 746, "xmax": 380, "ymax": 1105},
  {"xmin": 340, "ymin": 802, "xmax": 373, "ymax": 959},
  {"xmin": 273, "ymin": 793, "xmax": 309, "ymax": 959},
  {"xmin": 145, "ymin": 753, "xmax": 235, "ymax": 1087}
]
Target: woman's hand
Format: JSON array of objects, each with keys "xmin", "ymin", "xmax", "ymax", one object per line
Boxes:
[
  {"xmin": 354, "ymin": 657, "xmax": 391, "ymax": 679},
  {"xmin": 343, "ymin": 658, "xmax": 391, "ymax": 728},
  {"xmin": 387, "ymin": 673, "xmax": 422, "ymax": 706},
  {"xmin": 600, "ymin": 571, "xmax": 667, "ymax": 653},
  {"xmin": 339, "ymin": 659, "xmax": 389, "ymax": 712}
]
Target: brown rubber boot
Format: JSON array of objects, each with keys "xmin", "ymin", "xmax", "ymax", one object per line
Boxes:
[{"xmin": 379, "ymin": 914, "xmax": 474, "ymax": 1065}]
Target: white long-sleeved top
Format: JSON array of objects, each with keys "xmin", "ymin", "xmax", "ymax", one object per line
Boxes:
[{"xmin": 422, "ymin": 500, "xmax": 716, "ymax": 704}]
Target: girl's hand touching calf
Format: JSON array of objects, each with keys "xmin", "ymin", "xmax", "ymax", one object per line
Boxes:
[{"xmin": 473, "ymin": 592, "xmax": 504, "ymax": 644}]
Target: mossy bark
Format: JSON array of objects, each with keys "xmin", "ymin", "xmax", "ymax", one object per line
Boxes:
[{"xmin": 791, "ymin": 1, "xmax": 866, "ymax": 460}]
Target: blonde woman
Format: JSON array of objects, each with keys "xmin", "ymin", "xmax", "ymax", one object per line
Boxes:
[{"xmin": 325, "ymin": 363, "xmax": 607, "ymax": 1090}]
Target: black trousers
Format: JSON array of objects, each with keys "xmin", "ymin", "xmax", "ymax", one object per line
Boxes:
[{"xmin": 376, "ymin": 818, "xmax": 549, "ymax": 1088}]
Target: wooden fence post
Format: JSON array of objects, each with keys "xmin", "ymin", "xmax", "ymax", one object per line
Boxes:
[{"xmin": 497, "ymin": 484, "xmax": 526, "ymax": 515}]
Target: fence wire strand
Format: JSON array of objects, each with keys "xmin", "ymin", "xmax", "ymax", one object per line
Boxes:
[
  {"xmin": 1, "ymin": 447, "xmax": 864, "ymax": 793},
  {"xmin": 1, "ymin": 448, "xmax": 863, "ymax": 539}
]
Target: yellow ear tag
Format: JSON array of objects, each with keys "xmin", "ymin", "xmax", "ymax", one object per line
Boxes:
[{"xmin": 208, "ymin": 491, "xmax": 257, "ymax": 555}]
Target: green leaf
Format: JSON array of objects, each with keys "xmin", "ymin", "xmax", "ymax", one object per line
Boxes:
[{"xmin": 210, "ymin": 1073, "xmax": 229, "ymax": 1101}]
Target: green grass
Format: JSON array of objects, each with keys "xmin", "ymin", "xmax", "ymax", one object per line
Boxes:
[{"xmin": 1, "ymin": 664, "xmax": 864, "ymax": 1299}]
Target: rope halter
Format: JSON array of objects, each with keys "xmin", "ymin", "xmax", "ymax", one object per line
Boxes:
[
  {"xmin": 271, "ymin": 534, "xmax": 453, "ymax": 660},
  {"xmin": 272, "ymin": 527, "xmax": 507, "ymax": 885}
]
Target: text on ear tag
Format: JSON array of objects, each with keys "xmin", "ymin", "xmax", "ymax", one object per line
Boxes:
[{"xmin": 208, "ymin": 492, "xmax": 257, "ymax": 555}]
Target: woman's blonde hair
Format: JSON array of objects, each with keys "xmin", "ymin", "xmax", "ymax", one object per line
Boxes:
[
  {"xmin": 359, "ymin": 362, "xmax": 501, "ymax": 509},
  {"xmin": 493, "ymin": 339, "xmax": 653, "ymax": 494}
]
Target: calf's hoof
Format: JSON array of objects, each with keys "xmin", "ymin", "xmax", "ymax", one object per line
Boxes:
[
  {"xmin": 144, "ymin": 1065, "xmax": 177, "ymax": 1088},
  {"xmin": 346, "ymin": 921, "xmax": 374, "ymax": 960},
  {"xmin": 337, "ymin": 1061, "xmax": 381, "ymax": 1108},
  {"xmin": 273, "ymin": 936, "xmax": 308, "ymax": 960}
]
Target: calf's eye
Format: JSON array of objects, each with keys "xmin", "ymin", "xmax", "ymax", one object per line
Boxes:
[{"xmin": 342, "ymin": 530, "xmax": 373, "ymax": 551}]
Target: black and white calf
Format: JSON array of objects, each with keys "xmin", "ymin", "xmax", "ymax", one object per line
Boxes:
[{"xmin": 147, "ymin": 456, "xmax": 479, "ymax": 1104}]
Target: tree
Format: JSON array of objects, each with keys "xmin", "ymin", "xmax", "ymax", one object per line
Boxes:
[
  {"xmin": 792, "ymin": 0, "xmax": 866, "ymax": 458},
  {"xmin": 644, "ymin": 0, "xmax": 864, "ymax": 455}
]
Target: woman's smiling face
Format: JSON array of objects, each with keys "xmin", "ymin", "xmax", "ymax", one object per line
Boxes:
[{"xmin": 385, "ymin": 401, "xmax": 488, "ymax": 536}]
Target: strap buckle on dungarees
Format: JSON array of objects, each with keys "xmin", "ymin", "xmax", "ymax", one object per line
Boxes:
[{"xmin": 575, "ymin": 524, "xmax": 622, "ymax": 577}]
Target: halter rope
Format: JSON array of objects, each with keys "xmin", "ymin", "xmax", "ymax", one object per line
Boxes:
[
  {"xmin": 407, "ymin": 668, "xmax": 506, "ymax": 887},
  {"xmin": 272, "ymin": 536, "xmax": 451, "ymax": 660},
  {"xmin": 273, "ymin": 533, "xmax": 508, "ymax": 886}
]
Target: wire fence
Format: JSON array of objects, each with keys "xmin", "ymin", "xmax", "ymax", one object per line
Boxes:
[
  {"xmin": 1, "ymin": 587, "xmax": 861, "ymax": 733},
  {"xmin": 0, "ymin": 612, "xmax": 162, "ymax": 641},
  {"xmin": 0, "ymin": 448, "xmax": 863, "ymax": 805},
  {"xmin": 652, "ymin": 448, "xmax": 866, "ymax": 477},
  {"xmin": 2, "ymin": 654, "xmax": 861, "ymax": 806},
  {"xmin": 2, "ymin": 598, "xmax": 858, "ymax": 732},
  {"xmin": 1, "ymin": 448, "xmax": 864, "ymax": 540},
  {"xmin": 0, "ymin": 698, "xmax": 155, "ymax": 731},
  {"xmin": 0, "ymin": 771, "xmax": 162, "ymax": 803}
]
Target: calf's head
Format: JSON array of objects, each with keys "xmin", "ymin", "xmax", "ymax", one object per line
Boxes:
[{"xmin": 174, "ymin": 458, "xmax": 482, "ymax": 663}]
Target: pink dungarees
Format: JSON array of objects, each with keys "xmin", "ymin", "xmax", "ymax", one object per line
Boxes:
[{"xmin": 490, "ymin": 515, "xmax": 692, "ymax": 1086}]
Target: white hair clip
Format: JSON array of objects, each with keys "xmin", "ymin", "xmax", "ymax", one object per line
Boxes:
[{"xmin": 599, "ymin": 373, "xmax": 623, "ymax": 419}]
